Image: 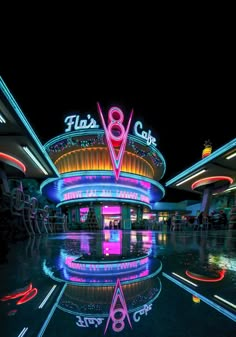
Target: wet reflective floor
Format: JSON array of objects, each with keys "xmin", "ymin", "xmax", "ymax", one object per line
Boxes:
[{"xmin": 0, "ymin": 229, "xmax": 236, "ymax": 337}]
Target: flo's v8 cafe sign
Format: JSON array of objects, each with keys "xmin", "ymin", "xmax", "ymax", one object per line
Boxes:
[
  {"xmin": 75, "ymin": 278, "xmax": 153, "ymax": 334},
  {"xmin": 133, "ymin": 120, "xmax": 157, "ymax": 147},
  {"xmin": 64, "ymin": 109, "xmax": 157, "ymax": 147}
]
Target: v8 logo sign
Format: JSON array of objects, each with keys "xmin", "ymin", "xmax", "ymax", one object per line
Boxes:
[{"xmin": 97, "ymin": 103, "xmax": 133, "ymax": 180}]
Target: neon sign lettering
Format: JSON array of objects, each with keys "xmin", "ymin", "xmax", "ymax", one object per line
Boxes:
[
  {"xmin": 133, "ymin": 304, "xmax": 152, "ymax": 322},
  {"xmin": 133, "ymin": 121, "xmax": 157, "ymax": 146},
  {"xmin": 97, "ymin": 103, "xmax": 133, "ymax": 180},
  {"xmin": 64, "ymin": 256, "xmax": 149, "ymax": 272},
  {"xmin": 74, "ymin": 282, "xmax": 153, "ymax": 333},
  {"xmin": 63, "ymin": 189, "xmax": 149, "ymax": 203},
  {"xmin": 76, "ymin": 316, "xmax": 104, "ymax": 328},
  {"xmin": 64, "ymin": 114, "xmax": 99, "ymax": 132}
]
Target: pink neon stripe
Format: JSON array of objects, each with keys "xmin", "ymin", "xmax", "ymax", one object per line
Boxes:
[
  {"xmin": 191, "ymin": 176, "xmax": 233, "ymax": 190},
  {"xmin": 97, "ymin": 103, "xmax": 133, "ymax": 180}
]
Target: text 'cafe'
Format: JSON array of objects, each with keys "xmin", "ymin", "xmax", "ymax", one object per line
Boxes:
[{"xmin": 40, "ymin": 103, "xmax": 166, "ymax": 229}]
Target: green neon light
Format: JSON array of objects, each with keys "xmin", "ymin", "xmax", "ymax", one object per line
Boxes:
[
  {"xmin": 0, "ymin": 76, "xmax": 59, "ymax": 177},
  {"xmin": 165, "ymin": 138, "xmax": 236, "ymax": 186}
]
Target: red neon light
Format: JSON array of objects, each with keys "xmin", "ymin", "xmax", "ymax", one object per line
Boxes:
[
  {"xmin": 0, "ymin": 282, "xmax": 38, "ymax": 305},
  {"xmin": 0, "ymin": 283, "xmax": 32, "ymax": 301},
  {"xmin": 97, "ymin": 103, "xmax": 133, "ymax": 180},
  {"xmin": 0, "ymin": 152, "xmax": 26, "ymax": 173},
  {"xmin": 16, "ymin": 288, "xmax": 38, "ymax": 305},
  {"xmin": 186, "ymin": 269, "xmax": 226, "ymax": 282},
  {"xmin": 191, "ymin": 176, "xmax": 233, "ymax": 190},
  {"xmin": 108, "ymin": 107, "xmax": 125, "ymax": 147}
]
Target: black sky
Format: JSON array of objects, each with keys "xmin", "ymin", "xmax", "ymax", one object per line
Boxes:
[{"xmin": 1, "ymin": 26, "xmax": 234, "ymax": 202}]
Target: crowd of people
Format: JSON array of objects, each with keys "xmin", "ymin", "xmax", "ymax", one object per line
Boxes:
[{"xmin": 196, "ymin": 209, "xmax": 228, "ymax": 230}]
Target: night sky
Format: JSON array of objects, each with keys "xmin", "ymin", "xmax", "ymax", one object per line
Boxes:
[{"xmin": 1, "ymin": 50, "xmax": 234, "ymax": 202}]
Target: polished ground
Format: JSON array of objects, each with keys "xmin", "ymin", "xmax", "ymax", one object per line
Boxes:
[{"xmin": 0, "ymin": 229, "xmax": 235, "ymax": 337}]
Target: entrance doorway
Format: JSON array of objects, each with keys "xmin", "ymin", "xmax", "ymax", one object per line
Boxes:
[
  {"xmin": 102, "ymin": 205, "xmax": 121, "ymax": 229},
  {"xmin": 104, "ymin": 215, "xmax": 121, "ymax": 229}
]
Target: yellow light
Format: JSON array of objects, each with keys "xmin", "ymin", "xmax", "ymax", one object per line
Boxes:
[
  {"xmin": 192, "ymin": 295, "xmax": 200, "ymax": 303},
  {"xmin": 202, "ymin": 146, "xmax": 212, "ymax": 158}
]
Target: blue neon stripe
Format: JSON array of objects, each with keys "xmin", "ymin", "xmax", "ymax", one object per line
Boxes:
[
  {"xmin": 37, "ymin": 283, "xmax": 67, "ymax": 337},
  {"xmin": 0, "ymin": 76, "xmax": 59, "ymax": 177}
]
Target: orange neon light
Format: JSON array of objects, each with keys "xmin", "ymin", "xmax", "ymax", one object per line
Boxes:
[
  {"xmin": 202, "ymin": 146, "xmax": 212, "ymax": 158},
  {"xmin": 0, "ymin": 152, "xmax": 26, "ymax": 173},
  {"xmin": 16, "ymin": 288, "xmax": 38, "ymax": 305},
  {"xmin": 0, "ymin": 282, "xmax": 38, "ymax": 305},
  {"xmin": 0, "ymin": 283, "xmax": 32, "ymax": 301},
  {"xmin": 191, "ymin": 176, "xmax": 233, "ymax": 190},
  {"xmin": 55, "ymin": 148, "xmax": 154, "ymax": 177}
]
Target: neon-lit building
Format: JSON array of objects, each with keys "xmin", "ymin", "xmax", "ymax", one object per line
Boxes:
[{"xmin": 41, "ymin": 104, "xmax": 166, "ymax": 229}]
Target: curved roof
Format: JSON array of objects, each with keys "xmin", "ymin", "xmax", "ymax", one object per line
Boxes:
[
  {"xmin": 0, "ymin": 77, "xmax": 59, "ymax": 179},
  {"xmin": 165, "ymin": 138, "xmax": 236, "ymax": 195},
  {"xmin": 44, "ymin": 130, "xmax": 166, "ymax": 181}
]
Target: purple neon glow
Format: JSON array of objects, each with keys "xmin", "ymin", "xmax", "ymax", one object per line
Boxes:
[
  {"xmin": 80, "ymin": 207, "xmax": 89, "ymax": 212},
  {"xmin": 104, "ymin": 278, "xmax": 132, "ymax": 333},
  {"xmin": 64, "ymin": 256, "xmax": 149, "ymax": 273},
  {"xmin": 63, "ymin": 189, "xmax": 150, "ymax": 203},
  {"xmin": 103, "ymin": 242, "xmax": 121, "ymax": 255},
  {"xmin": 120, "ymin": 176, "xmax": 151, "ymax": 189},
  {"xmin": 64, "ymin": 269, "xmax": 149, "ymax": 284},
  {"xmin": 63, "ymin": 176, "xmax": 82, "ymax": 183},
  {"xmin": 97, "ymin": 102, "xmax": 133, "ymax": 180},
  {"xmin": 102, "ymin": 206, "xmax": 121, "ymax": 214}
]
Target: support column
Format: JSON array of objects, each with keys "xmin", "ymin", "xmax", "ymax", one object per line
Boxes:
[
  {"xmin": 137, "ymin": 206, "xmax": 143, "ymax": 224},
  {"xmin": 200, "ymin": 187, "xmax": 213, "ymax": 215},
  {"xmin": 75, "ymin": 206, "xmax": 80, "ymax": 224},
  {"xmin": 122, "ymin": 205, "xmax": 131, "ymax": 229},
  {"xmin": 122, "ymin": 231, "xmax": 131, "ymax": 255},
  {"xmin": 94, "ymin": 205, "xmax": 102, "ymax": 229}
]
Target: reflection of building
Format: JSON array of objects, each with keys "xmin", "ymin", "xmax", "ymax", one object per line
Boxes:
[
  {"xmin": 61, "ymin": 275, "xmax": 161, "ymax": 334},
  {"xmin": 42, "ymin": 231, "xmax": 162, "ymax": 334},
  {"xmin": 41, "ymin": 105, "xmax": 166, "ymax": 229}
]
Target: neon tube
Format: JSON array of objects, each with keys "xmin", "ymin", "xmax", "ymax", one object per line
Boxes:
[
  {"xmin": 214, "ymin": 295, "xmax": 236, "ymax": 309},
  {"xmin": 172, "ymin": 272, "xmax": 198, "ymax": 287},
  {"xmin": 162, "ymin": 272, "xmax": 236, "ymax": 322},
  {"xmin": 38, "ymin": 285, "xmax": 57, "ymax": 309},
  {"xmin": 186, "ymin": 270, "xmax": 225, "ymax": 282},
  {"xmin": 17, "ymin": 327, "xmax": 28, "ymax": 337},
  {"xmin": 22, "ymin": 146, "xmax": 48, "ymax": 175},
  {"xmin": 176, "ymin": 170, "xmax": 206, "ymax": 186},
  {"xmin": 0, "ymin": 152, "xmax": 26, "ymax": 173}
]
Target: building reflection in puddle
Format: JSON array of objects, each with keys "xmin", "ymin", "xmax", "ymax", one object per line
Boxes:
[{"xmin": 42, "ymin": 230, "xmax": 162, "ymax": 333}]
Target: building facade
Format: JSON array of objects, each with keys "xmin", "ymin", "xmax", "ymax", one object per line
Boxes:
[{"xmin": 40, "ymin": 104, "xmax": 166, "ymax": 229}]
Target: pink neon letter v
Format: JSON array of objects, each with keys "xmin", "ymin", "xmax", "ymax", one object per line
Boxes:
[{"xmin": 97, "ymin": 102, "xmax": 133, "ymax": 180}]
